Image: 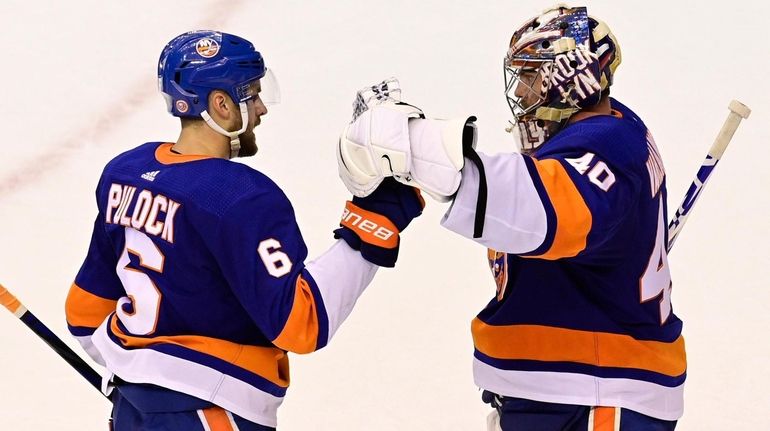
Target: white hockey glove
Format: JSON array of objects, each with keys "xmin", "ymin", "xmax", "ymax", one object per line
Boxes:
[
  {"xmin": 338, "ymin": 102, "xmax": 425, "ymax": 197},
  {"xmin": 337, "ymin": 78, "xmax": 478, "ymax": 201},
  {"xmin": 397, "ymin": 116, "xmax": 477, "ymax": 202},
  {"xmin": 338, "ymin": 78, "xmax": 414, "ymax": 197}
]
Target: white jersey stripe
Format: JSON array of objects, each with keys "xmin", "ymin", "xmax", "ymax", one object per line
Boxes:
[
  {"xmin": 473, "ymin": 358, "xmax": 684, "ymax": 421},
  {"xmin": 197, "ymin": 410, "xmax": 212, "ymax": 431},
  {"xmin": 226, "ymin": 411, "xmax": 240, "ymax": 430},
  {"xmin": 91, "ymin": 319, "xmax": 281, "ymax": 427}
]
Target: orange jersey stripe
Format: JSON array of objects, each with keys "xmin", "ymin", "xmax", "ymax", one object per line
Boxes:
[
  {"xmin": 201, "ymin": 407, "xmax": 234, "ymax": 431},
  {"xmin": 110, "ymin": 315, "xmax": 290, "ymax": 387},
  {"xmin": 592, "ymin": 407, "xmax": 617, "ymax": 431},
  {"xmin": 155, "ymin": 143, "xmax": 213, "ymax": 165},
  {"xmin": 271, "ymin": 276, "xmax": 320, "ymax": 354},
  {"xmin": 65, "ymin": 283, "xmax": 118, "ymax": 328},
  {"xmin": 472, "ymin": 319, "xmax": 686, "ymax": 377},
  {"xmin": 528, "ymin": 158, "xmax": 592, "ymax": 259},
  {"xmin": 340, "ymin": 201, "xmax": 399, "ymax": 249}
]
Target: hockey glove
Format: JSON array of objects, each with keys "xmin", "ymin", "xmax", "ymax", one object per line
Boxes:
[
  {"xmin": 337, "ymin": 78, "xmax": 479, "ymax": 201},
  {"xmin": 334, "ymin": 178, "xmax": 424, "ymax": 267},
  {"xmin": 338, "ymin": 105, "xmax": 425, "ymax": 197},
  {"xmin": 338, "ymin": 78, "xmax": 421, "ymax": 197},
  {"xmin": 397, "ymin": 115, "xmax": 478, "ymax": 202}
]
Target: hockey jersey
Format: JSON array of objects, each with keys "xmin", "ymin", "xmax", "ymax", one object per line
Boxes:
[
  {"xmin": 442, "ymin": 99, "xmax": 685, "ymax": 420},
  {"xmin": 65, "ymin": 142, "xmax": 377, "ymax": 427}
]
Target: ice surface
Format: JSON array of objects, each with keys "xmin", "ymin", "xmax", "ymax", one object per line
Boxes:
[{"xmin": 1, "ymin": 1, "xmax": 768, "ymax": 429}]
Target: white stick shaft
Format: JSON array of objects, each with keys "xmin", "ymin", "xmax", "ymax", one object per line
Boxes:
[
  {"xmin": 708, "ymin": 100, "xmax": 751, "ymax": 158},
  {"xmin": 667, "ymin": 100, "xmax": 750, "ymax": 252}
]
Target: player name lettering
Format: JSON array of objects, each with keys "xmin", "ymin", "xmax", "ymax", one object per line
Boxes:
[
  {"xmin": 105, "ymin": 183, "xmax": 181, "ymax": 243},
  {"xmin": 645, "ymin": 132, "xmax": 665, "ymax": 197}
]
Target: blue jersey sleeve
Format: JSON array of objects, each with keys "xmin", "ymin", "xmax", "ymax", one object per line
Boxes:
[
  {"xmin": 66, "ymin": 214, "xmax": 123, "ymax": 337},
  {"xmin": 522, "ymin": 128, "xmax": 644, "ymax": 260},
  {"xmin": 206, "ymin": 186, "xmax": 330, "ymax": 353}
]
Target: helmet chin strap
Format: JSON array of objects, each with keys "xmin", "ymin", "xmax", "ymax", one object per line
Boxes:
[{"xmin": 200, "ymin": 102, "xmax": 249, "ymax": 159}]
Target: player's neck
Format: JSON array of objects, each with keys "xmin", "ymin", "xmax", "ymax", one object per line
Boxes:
[
  {"xmin": 173, "ymin": 126, "xmax": 230, "ymax": 159},
  {"xmin": 569, "ymin": 96, "xmax": 612, "ymax": 124}
]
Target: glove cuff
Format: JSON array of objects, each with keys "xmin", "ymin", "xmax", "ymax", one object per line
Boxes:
[
  {"xmin": 334, "ymin": 201, "xmax": 402, "ymax": 267},
  {"xmin": 340, "ymin": 201, "xmax": 400, "ymax": 248},
  {"xmin": 333, "ymin": 227, "xmax": 400, "ymax": 268}
]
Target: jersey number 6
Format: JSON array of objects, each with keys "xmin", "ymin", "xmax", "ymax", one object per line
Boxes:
[
  {"xmin": 115, "ymin": 228, "xmax": 164, "ymax": 335},
  {"xmin": 258, "ymin": 238, "xmax": 293, "ymax": 278}
]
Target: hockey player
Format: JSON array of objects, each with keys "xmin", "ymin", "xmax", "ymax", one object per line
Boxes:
[
  {"xmin": 64, "ymin": 31, "xmax": 423, "ymax": 431},
  {"xmin": 337, "ymin": 6, "xmax": 684, "ymax": 431}
]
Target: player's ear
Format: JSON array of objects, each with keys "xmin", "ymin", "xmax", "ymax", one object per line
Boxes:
[{"xmin": 208, "ymin": 91, "xmax": 232, "ymax": 121}]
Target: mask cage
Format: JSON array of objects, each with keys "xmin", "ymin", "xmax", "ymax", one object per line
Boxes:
[{"xmin": 503, "ymin": 58, "xmax": 552, "ymax": 121}]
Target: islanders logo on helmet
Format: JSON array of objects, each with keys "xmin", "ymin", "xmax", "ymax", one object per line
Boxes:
[
  {"xmin": 175, "ymin": 100, "xmax": 189, "ymax": 113},
  {"xmin": 195, "ymin": 38, "xmax": 220, "ymax": 58}
]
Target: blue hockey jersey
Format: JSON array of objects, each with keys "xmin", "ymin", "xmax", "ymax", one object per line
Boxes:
[
  {"xmin": 442, "ymin": 99, "xmax": 685, "ymax": 420},
  {"xmin": 66, "ymin": 142, "xmax": 377, "ymax": 427}
]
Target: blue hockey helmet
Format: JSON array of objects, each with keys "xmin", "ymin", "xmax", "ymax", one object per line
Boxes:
[{"xmin": 158, "ymin": 31, "xmax": 269, "ymax": 118}]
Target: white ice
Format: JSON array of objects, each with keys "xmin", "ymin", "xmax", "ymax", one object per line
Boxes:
[{"xmin": 0, "ymin": 1, "xmax": 768, "ymax": 430}]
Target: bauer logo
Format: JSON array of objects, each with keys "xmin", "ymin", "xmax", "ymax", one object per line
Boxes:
[
  {"xmin": 341, "ymin": 207, "xmax": 397, "ymax": 247},
  {"xmin": 196, "ymin": 38, "xmax": 220, "ymax": 58},
  {"xmin": 175, "ymin": 100, "xmax": 189, "ymax": 113}
]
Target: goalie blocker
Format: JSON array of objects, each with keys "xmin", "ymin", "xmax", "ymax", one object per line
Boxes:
[{"xmin": 338, "ymin": 103, "xmax": 488, "ymax": 237}]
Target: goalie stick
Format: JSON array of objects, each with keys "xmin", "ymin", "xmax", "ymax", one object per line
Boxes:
[
  {"xmin": 667, "ymin": 100, "xmax": 751, "ymax": 251},
  {"xmin": 0, "ymin": 102, "xmax": 750, "ymax": 400}
]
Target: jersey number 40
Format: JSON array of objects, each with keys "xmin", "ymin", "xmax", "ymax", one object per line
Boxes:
[{"xmin": 640, "ymin": 196, "xmax": 673, "ymax": 325}]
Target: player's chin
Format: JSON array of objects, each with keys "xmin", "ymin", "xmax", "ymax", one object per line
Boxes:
[{"xmin": 237, "ymin": 136, "xmax": 258, "ymax": 157}]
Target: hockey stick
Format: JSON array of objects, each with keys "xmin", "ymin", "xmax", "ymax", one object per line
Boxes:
[
  {"xmin": 0, "ymin": 283, "xmax": 107, "ymax": 397},
  {"xmin": 667, "ymin": 100, "xmax": 751, "ymax": 252}
]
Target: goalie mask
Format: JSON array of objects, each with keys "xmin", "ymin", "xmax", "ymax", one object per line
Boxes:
[{"xmin": 504, "ymin": 5, "xmax": 621, "ymax": 153}]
